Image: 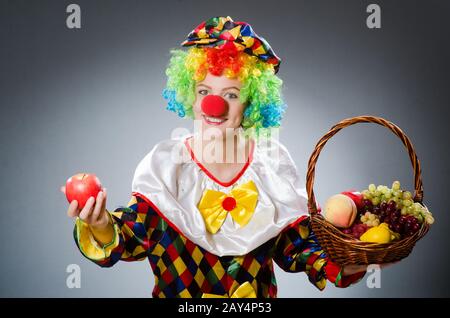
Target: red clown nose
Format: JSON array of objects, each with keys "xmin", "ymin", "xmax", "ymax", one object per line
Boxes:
[{"xmin": 201, "ymin": 95, "xmax": 228, "ymax": 117}]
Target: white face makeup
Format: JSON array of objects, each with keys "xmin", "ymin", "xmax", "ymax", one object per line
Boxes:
[{"xmin": 192, "ymin": 72, "xmax": 246, "ymax": 137}]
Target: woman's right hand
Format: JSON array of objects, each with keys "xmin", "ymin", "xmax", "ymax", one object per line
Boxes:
[{"xmin": 61, "ymin": 186, "xmax": 110, "ymax": 231}]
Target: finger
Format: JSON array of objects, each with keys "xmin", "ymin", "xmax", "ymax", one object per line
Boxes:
[
  {"xmin": 101, "ymin": 188, "xmax": 107, "ymax": 214},
  {"xmin": 60, "ymin": 186, "xmax": 66, "ymax": 194},
  {"xmin": 79, "ymin": 197, "xmax": 96, "ymax": 222},
  {"xmin": 92, "ymin": 191, "xmax": 104, "ymax": 221},
  {"xmin": 343, "ymin": 264, "xmax": 367, "ymax": 276},
  {"xmin": 67, "ymin": 200, "xmax": 79, "ymax": 218},
  {"xmin": 101, "ymin": 188, "xmax": 108, "ymax": 218}
]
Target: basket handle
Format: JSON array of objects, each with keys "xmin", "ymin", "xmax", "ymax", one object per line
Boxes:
[{"xmin": 307, "ymin": 115, "xmax": 423, "ymax": 214}]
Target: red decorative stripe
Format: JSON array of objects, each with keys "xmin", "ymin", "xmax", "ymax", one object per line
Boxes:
[
  {"xmin": 183, "ymin": 136, "xmax": 254, "ymax": 187},
  {"xmin": 324, "ymin": 260, "xmax": 341, "ymax": 283},
  {"xmin": 309, "ymin": 267, "xmax": 318, "ymax": 279},
  {"xmin": 132, "ymin": 192, "xmax": 189, "ymax": 240},
  {"xmin": 286, "ymin": 215, "xmax": 308, "ymax": 230}
]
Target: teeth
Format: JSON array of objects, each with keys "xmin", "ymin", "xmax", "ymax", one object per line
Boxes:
[{"xmin": 205, "ymin": 116, "xmax": 225, "ymax": 123}]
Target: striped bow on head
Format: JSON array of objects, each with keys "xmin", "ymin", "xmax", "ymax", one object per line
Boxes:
[{"xmin": 181, "ymin": 16, "xmax": 281, "ymax": 73}]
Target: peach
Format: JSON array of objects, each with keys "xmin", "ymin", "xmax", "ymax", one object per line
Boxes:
[{"xmin": 324, "ymin": 194, "xmax": 357, "ymax": 228}]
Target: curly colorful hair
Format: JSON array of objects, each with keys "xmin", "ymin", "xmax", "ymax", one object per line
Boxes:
[{"xmin": 162, "ymin": 45, "xmax": 287, "ymax": 136}]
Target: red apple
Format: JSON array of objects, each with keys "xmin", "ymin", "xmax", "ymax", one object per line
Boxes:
[
  {"xmin": 341, "ymin": 191, "xmax": 364, "ymax": 210},
  {"xmin": 65, "ymin": 173, "xmax": 102, "ymax": 209}
]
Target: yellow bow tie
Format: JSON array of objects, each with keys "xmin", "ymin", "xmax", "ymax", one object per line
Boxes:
[
  {"xmin": 197, "ymin": 180, "xmax": 259, "ymax": 234},
  {"xmin": 202, "ymin": 281, "xmax": 257, "ymax": 298}
]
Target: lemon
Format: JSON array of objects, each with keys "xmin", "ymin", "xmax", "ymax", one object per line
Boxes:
[
  {"xmin": 379, "ymin": 223, "xmax": 390, "ymax": 230},
  {"xmin": 360, "ymin": 223, "xmax": 392, "ymax": 243}
]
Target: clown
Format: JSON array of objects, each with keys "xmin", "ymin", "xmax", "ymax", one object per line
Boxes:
[{"xmin": 64, "ymin": 16, "xmax": 369, "ymax": 298}]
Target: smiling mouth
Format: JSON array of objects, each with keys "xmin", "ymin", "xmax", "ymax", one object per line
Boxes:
[{"xmin": 202, "ymin": 115, "xmax": 227, "ymax": 125}]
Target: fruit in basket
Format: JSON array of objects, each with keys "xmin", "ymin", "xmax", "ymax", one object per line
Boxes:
[
  {"xmin": 341, "ymin": 191, "xmax": 364, "ymax": 210},
  {"xmin": 361, "ymin": 181, "xmax": 434, "ymax": 226},
  {"xmin": 324, "ymin": 194, "xmax": 357, "ymax": 228},
  {"xmin": 360, "ymin": 223, "xmax": 396, "ymax": 243},
  {"xmin": 328, "ymin": 180, "xmax": 433, "ymax": 241},
  {"xmin": 360, "ymin": 212, "xmax": 380, "ymax": 227},
  {"xmin": 346, "ymin": 223, "xmax": 369, "ymax": 239}
]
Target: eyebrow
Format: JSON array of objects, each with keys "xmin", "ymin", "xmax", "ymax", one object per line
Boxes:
[
  {"xmin": 196, "ymin": 84, "xmax": 240, "ymax": 92},
  {"xmin": 197, "ymin": 84, "xmax": 212, "ymax": 89},
  {"xmin": 221, "ymin": 86, "xmax": 240, "ymax": 92}
]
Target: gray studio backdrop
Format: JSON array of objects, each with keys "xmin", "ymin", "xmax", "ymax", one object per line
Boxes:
[{"xmin": 1, "ymin": 0, "xmax": 449, "ymax": 297}]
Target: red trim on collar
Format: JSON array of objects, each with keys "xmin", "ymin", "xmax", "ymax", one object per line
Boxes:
[
  {"xmin": 183, "ymin": 136, "xmax": 255, "ymax": 187},
  {"xmin": 132, "ymin": 191, "xmax": 188, "ymax": 240}
]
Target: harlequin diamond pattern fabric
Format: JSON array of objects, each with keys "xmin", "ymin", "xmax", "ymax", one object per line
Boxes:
[{"xmin": 74, "ymin": 194, "xmax": 365, "ymax": 298}]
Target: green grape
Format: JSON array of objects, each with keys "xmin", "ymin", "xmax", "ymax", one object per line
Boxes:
[
  {"xmin": 413, "ymin": 203, "xmax": 423, "ymax": 211},
  {"xmin": 377, "ymin": 185, "xmax": 384, "ymax": 192},
  {"xmin": 361, "ymin": 212, "xmax": 379, "ymax": 226},
  {"xmin": 362, "ymin": 190, "xmax": 372, "ymax": 199},
  {"xmin": 392, "ymin": 181, "xmax": 401, "ymax": 191},
  {"xmin": 407, "ymin": 206, "xmax": 415, "ymax": 214},
  {"xmin": 402, "ymin": 191, "xmax": 412, "ymax": 200},
  {"xmin": 368, "ymin": 184, "xmax": 376, "ymax": 192},
  {"xmin": 401, "ymin": 207, "xmax": 408, "ymax": 215},
  {"xmin": 393, "ymin": 191, "xmax": 402, "ymax": 198},
  {"xmin": 417, "ymin": 215, "xmax": 424, "ymax": 224},
  {"xmin": 374, "ymin": 190, "xmax": 382, "ymax": 197},
  {"xmin": 380, "ymin": 195, "xmax": 386, "ymax": 202},
  {"xmin": 371, "ymin": 197, "xmax": 380, "ymax": 206},
  {"xmin": 426, "ymin": 215, "xmax": 435, "ymax": 224},
  {"xmin": 385, "ymin": 191, "xmax": 392, "ymax": 199},
  {"xmin": 403, "ymin": 199, "xmax": 413, "ymax": 207}
]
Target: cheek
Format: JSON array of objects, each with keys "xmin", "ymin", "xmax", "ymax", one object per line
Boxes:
[
  {"xmin": 192, "ymin": 98, "xmax": 202, "ymax": 117},
  {"xmin": 229, "ymin": 102, "xmax": 246, "ymax": 120}
]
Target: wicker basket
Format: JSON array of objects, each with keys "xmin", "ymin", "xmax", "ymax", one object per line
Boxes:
[{"xmin": 306, "ymin": 115, "xmax": 430, "ymax": 265}]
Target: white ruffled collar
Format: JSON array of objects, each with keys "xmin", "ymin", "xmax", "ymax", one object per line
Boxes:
[{"xmin": 131, "ymin": 136, "xmax": 308, "ymax": 256}]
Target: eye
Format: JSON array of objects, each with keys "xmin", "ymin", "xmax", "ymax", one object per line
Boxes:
[
  {"xmin": 198, "ymin": 89, "xmax": 209, "ymax": 96},
  {"xmin": 224, "ymin": 92, "xmax": 238, "ymax": 99}
]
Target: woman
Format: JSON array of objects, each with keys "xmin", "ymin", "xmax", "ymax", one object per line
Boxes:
[{"xmin": 63, "ymin": 16, "xmax": 368, "ymax": 298}]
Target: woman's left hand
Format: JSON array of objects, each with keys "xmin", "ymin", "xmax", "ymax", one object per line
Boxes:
[{"xmin": 342, "ymin": 262, "xmax": 398, "ymax": 276}]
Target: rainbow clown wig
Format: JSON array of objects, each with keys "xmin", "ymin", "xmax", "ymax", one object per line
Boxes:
[{"xmin": 162, "ymin": 16, "xmax": 287, "ymax": 136}]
